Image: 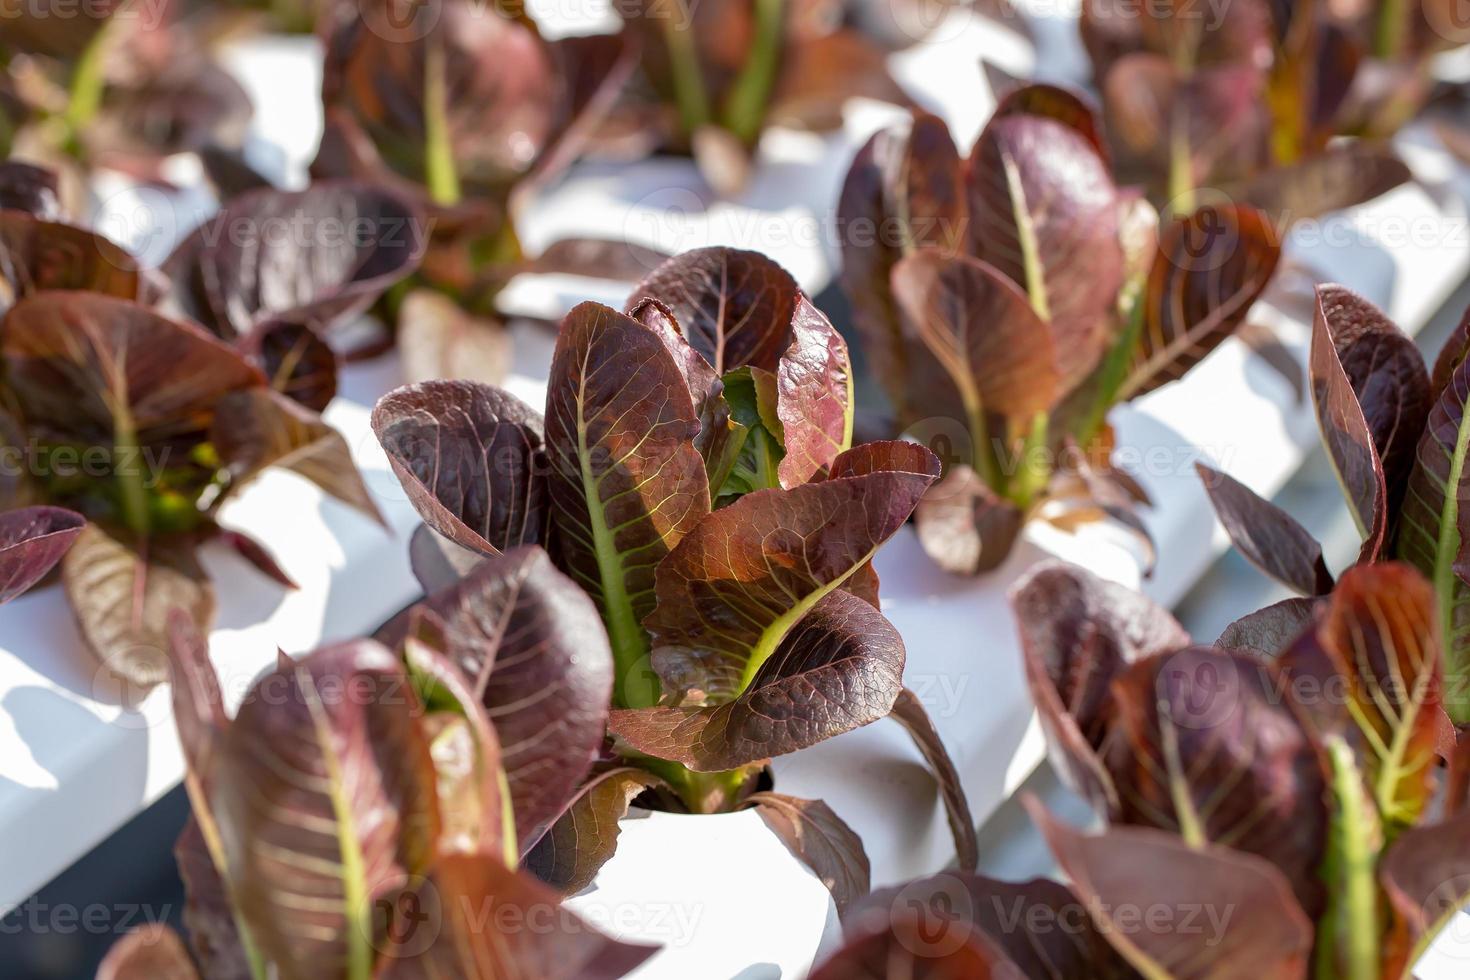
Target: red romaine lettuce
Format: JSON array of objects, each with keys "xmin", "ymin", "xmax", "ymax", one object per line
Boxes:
[
  {"xmin": 838, "ymin": 84, "xmax": 1283, "ymax": 572},
  {"xmin": 1007, "ymin": 558, "xmax": 1465, "ymax": 978},
  {"xmin": 604, "ymin": 0, "xmax": 914, "ymax": 193},
  {"xmin": 1079, "ymin": 0, "xmax": 1419, "ymax": 220},
  {"xmin": 1199, "ymin": 285, "xmax": 1470, "ymax": 781},
  {"xmin": 311, "ymin": 0, "xmax": 670, "ymax": 374},
  {"xmin": 0, "ymin": 201, "xmax": 382, "ymax": 688},
  {"xmin": 91, "ymin": 589, "xmax": 656, "ymax": 980},
  {"xmin": 0, "ymin": 8, "xmax": 252, "ymax": 183},
  {"xmin": 374, "ymin": 247, "xmax": 979, "ymax": 907}
]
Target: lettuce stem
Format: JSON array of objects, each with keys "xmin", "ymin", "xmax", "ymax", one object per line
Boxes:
[
  {"xmin": 1168, "ymin": 106, "xmax": 1195, "ymax": 214},
  {"xmin": 662, "ymin": 0, "xmax": 713, "ymax": 139},
  {"xmin": 1318, "ymin": 738, "xmax": 1381, "ymax": 980},
  {"xmin": 963, "ymin": 394, "xmax": 1002, "ymax": 492},
  {"xmin": 640, "ymin": 757, "xmax": 746, "ymax": 813},
  {"xmin": 721, "ymin": 0, "xmax": 783, "ymax": 146},
  {"xmin": 182, "ymin": 774, "xmax": 268, "ymax": 980},
  {"xmin": 64, "ymin": 24, "xmax": 114, "ymax": 156},
  {"xmin": 1375, "ymin": 0, "xmax": 1406, "ymax": 60},
  {"xmin": 1006, "ymin": 413, "xmax": 1050, "ymax": 508},
  {"xmin": 424, "ymin": 38, "xmax": 461, "ymax": 207},
  {"xmin": 113, "ymin": 410, "xmax": 150, "ymax": 537}
]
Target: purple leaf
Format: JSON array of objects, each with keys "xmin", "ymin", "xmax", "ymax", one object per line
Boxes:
[
  {"xmin": 543, "ymin": 302, "xmax": 710, "ymax": 707},
  {"xmin": 628, "ymin": 246, "xmax": 801, "ymax": 374},
  {"xmin": 967, "ymin": 85, "xmax": 1124, "ymax": 388},
  {"xmin": 162, "ymin": 182, "xmax": 425, "ymax": 341},
  {"xmin": 1196, "ymin": 462, "xmax": 1333, "ymax": 595},
  {"xmin": 62, "ymin": 525, "xmax": 215, "ymax": 690},
  {"xmin": 212, "ymin": 640, "xmax": 441, "ymax": 978},
  {"xmin": 383, "ymin": 547, "xmax": 614, "ymax": 847},
  {"xmin": 914, "ymin": 464, "xmax": 1024, "ymax": 574},
  {"xmin": 1105, "ymin": 647, "xmax": 1331, "ymax": 916},
  {"xmin": 1122, "ymin": 204, "xmax": 1282, "ymax": 399},
  {"xmin": 642, "ymin": 443, "xmax": 936, "ymax": 697},
  {"xmin": 613, "ymin": 590, "xmax": 906, "ymax": 769},
  {"xmin": 374, "ymin": 379, "xmax": 549, "ymax": 556},
  {"xmin": 1011, "ymin": 561, "xmax": 1189, "ymax": 811},
  {"xmin": 743, "ymin": 792, "xmax": 871, "ymax": 915},
  {"xmin": 1310, "ymin": 285, "xmax": 1390, "ymax": 561},
  {"xmin": 375, "ymin": 853, "xmax": 657, "ymax": 980},
  {"xmin": 0, "ymin": 505, "xmax": 83, "ymax": 604},
  {"xmin": 1030, "ymin": 800, "xmax": 1314, "ymax": 980}
]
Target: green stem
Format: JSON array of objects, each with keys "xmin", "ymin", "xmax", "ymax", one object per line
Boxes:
[
  {"xmin": 1079, "ymin": 288, "xmax": 1148, "ymax": 444},
  {"xmin": 114, "ymin": 410, "xmax": 150, "ymax": 537},
  {"xmin": 64, "ymin": 24, "xmax": 115, "ymax": 156},
  {"xmin": 640, "ymin": 756, "xmax": 746, "ymax": 813},
  {"xmin": 423, "ymin": 38, "xmax": 461, "ymax": 207},
  {"xmin": 1162, "ymin": 718, "xmax": 1207, "ymax": 848},
  {"xmin": 721, "ymin": 0, "xmax": 783, "ymax": 145},
  {"xmin": 1318, "ymin": 738, "xmax": 1381, "ymax": 980},
  {"xmin": 736, "ymin": 555, "xmax": 874, "ymax": 692},
  {"xmin": 1430, "ymin": 403, "xmax": 1470, "ymax": 724},
  {"xmin": 497, "ymin": 768, "xmax": 519, "ymax": 867},
  {"xmin": 662, "ymin": 0, "xmax": 712, "ymax": 139},
  {"xmin": 1375, "ymin": 0, "xmax": 1406, "ymax": 60},
  {"xmin": 963, "ymin": 391, "xmax": 1002, "ymax": 492},
  {"xmin": 576, "ymin": 404, "xmax": 660, "ymax": 710},
  {"xmin": 1005, "ymin": 414, "xmax": 1050, "ymax": 508},
  {"xmin": 1168, "ymin": 106, "xmax": 1195, "ymax": 214},
  {"xmin": 1001, "ymin": 153, "xmax": 1050, "ymax": 322}
]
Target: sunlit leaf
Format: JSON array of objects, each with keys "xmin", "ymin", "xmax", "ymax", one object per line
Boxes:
[
  {"xmin": 374, "ymin": 380, "xmax": 548, "ymax": 556},
  {"xmin": 63, "ymin": 525, "xmax": 214, "ymax": 689},
  {"xmin": 641, "ymin": 444, "xmax": 935, "ymax": 697},
  {"xmin": 1122, "ymin": 204, "xmax": 1281, "ymax": 399},
  {"xmin": 212, "ymin": 640, "xmax": 441, "ymax": 979},
  {"xmin": 613, "ymin": 590, "xmax": 906, "ymax": 769},
  {"xmin": 544, "ymin": 301, "xmax": 710, "ymax": 708}
]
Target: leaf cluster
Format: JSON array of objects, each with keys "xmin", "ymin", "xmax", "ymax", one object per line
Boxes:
[
  {"xmin": 813, "ymin": 558, "xmax": 1469, "ymax": 979},
  {"xmin": 838, "ymin": 83, "xmax": 1283, "ymax": 573}
]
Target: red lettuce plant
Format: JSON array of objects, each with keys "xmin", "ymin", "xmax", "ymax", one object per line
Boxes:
[
  {"xmin": 838, "ymin": 83, "xmax": 1283, "ymax": 574},
  {"xmin": 311, "ymin": 0, "xmax": 668, "ymax": 377},
  {"xmin": 884, "ymin": 558, "xmax": 1470, "ymax": 979},
  {"xmin": 0, "ymin": 187, "xmax": 381, "ymax": 686},
  {"xmin": 372, "ymin": 247, "xmax": 979, "ymax": 907},
  {"xmin": 1199, "ymin": 282, "xmax": 1470, "ymax": 806},
  {"xmin": 0, "ymin": 3, "xmax": 252, "ymax": 187},
  {"xmin": 160, "ymin": 180, "xmax": 428, "ymax": 388},
  {"xmin": 1079, "ymin": 0, "xmax": 1438, "ymax": 219},
  {"xmin": 92, "ymin": 566, "xmax": 657, "ymax": 980},
  {"xmin": 601, "ymin": 0, "xmax": 914, "ymax": 193}
]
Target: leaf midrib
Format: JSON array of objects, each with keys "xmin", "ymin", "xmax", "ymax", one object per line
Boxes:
[
  {"xmin": 574, "ymin": 346, "xmax": 655, "ymax": 709},
  {"xmin": 736, "ymin": 547, "xmax": 877, "ymax": 693},
  {"xmin": 1432, "ymin": 401, "xmax": 1470, "ymax": 720},
  {"xmin": 301, "ymin": 668, "xmax": 373, "ymax": 980}
]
